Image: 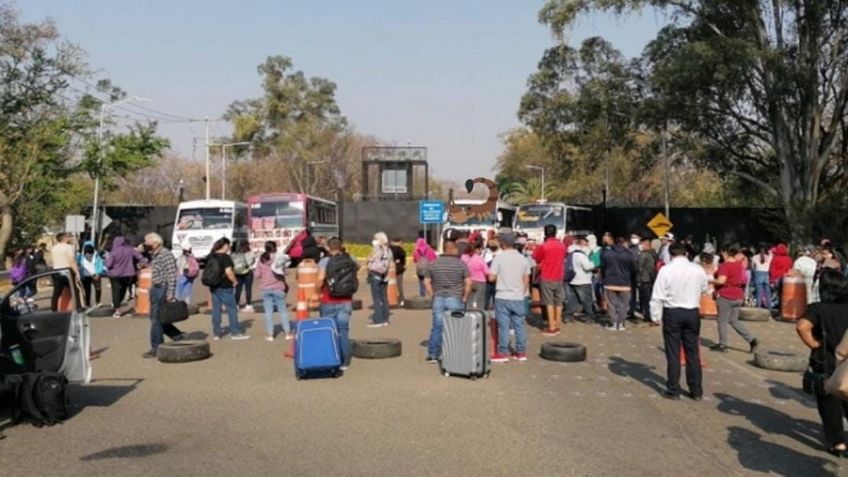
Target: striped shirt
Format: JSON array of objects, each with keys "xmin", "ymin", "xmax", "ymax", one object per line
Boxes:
[
  {"xmin": 150, "ymin": 247, "xmax": 178, "ymax": 299},
  {"xmin": 426, "ymin": 254, "xmax": 470, "ymax": 298}
]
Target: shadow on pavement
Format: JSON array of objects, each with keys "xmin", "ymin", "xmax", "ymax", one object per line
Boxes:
[
  {"xmin": 726, "ymin": 427, "xmax": 838, "ymax": 476},
  {"xmin": 608, "ymin": 356, "xmax": 665, "ymax": 394},
  {"xmin": 70, "ymin": 378, "xmax": 144, "ymax": 415},
  {"xmin": 765, "ymin": 379, "xmax": 816, "ymax": 409},
  {"xmin": 80, "ymin": 442, "xmax": 169, "ymax": 461},
  {"xmin": 716, "ymin": 393, "xmax": 822, "ymax": 451}
]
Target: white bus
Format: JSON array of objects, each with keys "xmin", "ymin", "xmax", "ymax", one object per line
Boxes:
[
  {"xmin": 514, "ymin": 202, "xmax": 594, "ymax": 243},
  {"xmin": 439, "ymin": 200, "xmax": 516, "ymax": 251},
  {"xmin": 247, "ymin": 193, "xmax": 339, "ymax": 254},
  {"xmin": 171, "ymin": 199, "xmax": 249, "ymax": 260}
]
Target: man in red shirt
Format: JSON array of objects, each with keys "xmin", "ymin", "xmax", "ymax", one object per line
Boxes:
[
  {"xmin": 533, "ymin": 224, "xmax": 567, "ymax": 336},
  {"xmin": 709, "ymin": 244, "xmax": 759, "ymax": 353}
]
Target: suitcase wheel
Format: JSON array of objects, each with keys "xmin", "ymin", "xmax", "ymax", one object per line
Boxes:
[
  {"xmin": 470, "ymin": 375, "xmax": 477, "ymax": 381},
  {"xmin": 443, "ymin": 372, "xmax": 450, "ymax": 378}
]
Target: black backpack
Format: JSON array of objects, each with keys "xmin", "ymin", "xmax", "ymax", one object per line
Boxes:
[
  {"xmin": 326, "ymin": 254, "xmax": 359, "ymax": 298},
  {"xmin": 13, "ymin": 373, "xmax": 69, "ymax": 427},
  {"xmin": 201, "ymin": 254, "xmax": 224, "ymax": 287},
  {"xmin": 564, "ymin": 250, "xmax": 584, "ymax": 283}
]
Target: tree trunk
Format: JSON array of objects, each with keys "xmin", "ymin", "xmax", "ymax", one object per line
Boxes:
[{"xmin": 0, "ymin": 190, "xmax": 13, "ymax": 270}]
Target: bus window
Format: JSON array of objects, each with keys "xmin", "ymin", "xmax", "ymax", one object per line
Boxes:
[
  {"xmin": 176, "ymin": 208, "xmax": 233, "ymax": 230},
  {"xmin": 235, "ymin": 205, "xmax": 248, "ymax": 231},
  {"xmin": 499, "ymin": 208, "xmax": 515, "ymax": 229}
]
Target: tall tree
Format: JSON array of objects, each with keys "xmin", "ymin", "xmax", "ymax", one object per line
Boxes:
[{"xmin": 540, "ymin": 0, "xmax": 848, "ymax": 240}]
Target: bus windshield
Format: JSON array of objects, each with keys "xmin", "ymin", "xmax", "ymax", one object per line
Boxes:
[
  {"xmin": 176, "ymin": 208, "xmax": 233, "ymax": 230},
  {"xmin": 250, "ymin": 200, "xmax": 305, "ymax": 228},
  {"xmin": 516, "ymin": 204, "xmax": 564, "ymax": 229}
]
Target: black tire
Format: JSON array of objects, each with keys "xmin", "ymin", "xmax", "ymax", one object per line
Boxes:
[
  {"xmin": 405, "ymin": 297, "xmax": 432, "ymax": 310},
  {"xmin": 88, "ymin": 307, "xmax": 116, "ymax": 318},
  {"xmin": 352, "ymin": 339, "xmax": 402, "ymax": 359},
  {"xmin": 352, "ymin": 299, "xmax": 363, "ymax": 311},
  {"xmin": 157, "ymin": 340, "xmax": 211, "ymax": 364},
  {"xmin": 753, "ymin": 349, "xmax": 808, "ymax": 372},
  {"xmin": 540, "ymin": 342, "xmax": 587, "ymax": 363},
  {"xmin": 739, "ymin": 307, "xmax": 770, "ymax": 322}
]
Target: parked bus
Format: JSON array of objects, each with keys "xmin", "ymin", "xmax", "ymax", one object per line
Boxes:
[
  {"xmin": 441, "ymin": 200, "xmax": 516, "ymax": 248},
  {"xmin": 514, "ymin": 202, "xmax": 594, "ymax": 243},
  {"xmin": 171, "ymin": 199, "xmax": 249, "ymax": 260},
  {"xmin": 246, "ymin": 193, "xmax": 339, "ymax": 253}
]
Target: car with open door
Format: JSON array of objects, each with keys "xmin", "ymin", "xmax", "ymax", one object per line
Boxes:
[{"xmin": 0, "ymin": 267, "xmax": 92, "ymax": 391}]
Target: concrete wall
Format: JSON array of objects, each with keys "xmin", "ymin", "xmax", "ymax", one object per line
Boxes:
[{"xmin": 341, "ymin": 200, "xmax": 427, "ymax": 244}]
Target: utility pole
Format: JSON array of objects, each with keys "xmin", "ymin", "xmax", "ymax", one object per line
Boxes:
[
  {"xmin": 215, "ymin": 142, "xmax": 250, "ymax": 200},
  {"xmin": 662, "ymin": 127, "xmax": 670, "ymax": 219},
  {"xmin": 204, "ymin": 117, "xmax": 210, "ymax": 201}
]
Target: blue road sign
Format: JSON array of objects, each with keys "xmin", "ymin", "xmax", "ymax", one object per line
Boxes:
[{"xmin": 419, "ymin": 201, "xmax": 445, "ymax": 224}]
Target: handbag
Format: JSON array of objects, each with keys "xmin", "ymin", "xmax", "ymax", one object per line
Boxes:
[
  {"xmin": 160, "ymin": 301, "xmax": 189, "ymax": 324},
  {"xmin": 803, "ymin": 314, "xmax": 830, "ymax": 396},
  {"xmin": 825, "ymin": 330, "xmax": 848, "ymax": 398}
]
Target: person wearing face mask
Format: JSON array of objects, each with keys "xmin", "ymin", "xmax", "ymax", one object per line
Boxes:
[
  {"xmin": 564, "ymin": 236, "xmax": 596, "ymax": 324},
  {"xmin": 105, "ymin": 235, "xmax": 147, "ymax": 317},
  {"xmin": 628, "ymin": 234, "xmax": 642, "ymax": 319},
  {"xmin": 636, "ymin": 238, "xmax": 658, "ymax": 325},
  {"xmin": 367, "ymin": 232, "xmax": 393, "ymax": 328},
  {"xmin": 77, "ymin": 240, "xmax": 106, "ymax": 308}
]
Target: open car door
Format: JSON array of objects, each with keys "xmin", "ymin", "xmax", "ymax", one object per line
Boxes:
[{"xmin": 0, "ymin": 268, "xmax": 91, "ymax": 384}]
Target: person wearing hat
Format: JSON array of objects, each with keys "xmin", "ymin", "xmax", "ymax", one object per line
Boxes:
[
  {"xmin": 659, "ymin": 233, "xmax": 675, "ymax": 265},
  {"xmin": 488, "ymin": 233, "xmax": 532, "ymax": 362},
  {"xmin": 175, "ymin": 240, "xmax": 199, "ymax": 304}
]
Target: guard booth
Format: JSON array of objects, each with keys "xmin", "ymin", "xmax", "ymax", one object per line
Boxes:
[{"xmin": 361, "ymin": 147, "xmax": 429, "ymax": 202}]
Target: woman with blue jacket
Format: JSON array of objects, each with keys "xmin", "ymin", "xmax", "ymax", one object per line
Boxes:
[{"xmin": 77, "ymin": 240, "xmax": 107, "ymax": 308}]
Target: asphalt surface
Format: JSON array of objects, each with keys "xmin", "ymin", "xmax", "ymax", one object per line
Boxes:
[{"xmin": 1, "ymin": 276, "xmax": 844, "ymax": 476}]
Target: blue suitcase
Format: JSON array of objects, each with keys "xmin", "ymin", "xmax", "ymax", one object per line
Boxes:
[{"xmin": 294, "ymin": 318, "xmax": 342, "ymax": 379}]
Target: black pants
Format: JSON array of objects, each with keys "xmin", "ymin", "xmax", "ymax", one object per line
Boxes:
[
  {"xmin": 110, "ymin": 276, "xmax": 134, "ymax": 309},
  {"xmin": 235, "ymin": 271, "xmax": 254, "ymax": 306},
  {"xmin": 816, "ymin": 389, "xmax": 848, "ymax": 448},
  {"xmin": 51, "ymin": 275, "xmax": 71, "ymax": 312},
  {"xmin": 80, "ymin": 276, "xmax": 102, "ymax": 308},
  {"xmin": 662, "ymin": 307, "xmax": 702, "ymax": 396},
  {"xmin": 638, "ymin": 282, "xmax": 653, "ymax": 321}
]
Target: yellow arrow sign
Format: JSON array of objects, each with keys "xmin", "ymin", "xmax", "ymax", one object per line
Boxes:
[{"xmin": 647, "ymin": 212, "xmax": 673, "ymax": 238}]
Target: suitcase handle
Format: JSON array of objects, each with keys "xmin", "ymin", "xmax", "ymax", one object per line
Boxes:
[{"xmin": 450, "ymin": 310, "xmax": 467, "ymax": 318}]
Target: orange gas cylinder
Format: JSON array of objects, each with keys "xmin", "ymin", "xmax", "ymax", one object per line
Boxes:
[
  {"xmin": 135, "ymin": 268, "xmax": 152, "ymax": 315},
  {"xmin": 699, "ymin": 295, "xmax": 718, "ymax": 320},
  {"xmin": 57, "ymin": 286, "xmax": 73, "ymax": 312},
  {"xmin": 387, "ymin": 265, "xmax": 400, "ymax": 308},
  {"xmin": 297, "ymin": 259, "xmax": 319, "ymax": 310},
  {"xmin": 781, "ymin": 276, "xmax": 807, "ymax": 321}
]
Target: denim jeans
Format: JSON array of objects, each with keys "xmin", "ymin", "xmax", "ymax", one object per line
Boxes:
[
  {"xmin": 565, "ymin": 284, "xmax": 595, "ymax": 319},
  {"xmin": 427, "ymin": 295, "xmax": 464, "ymax": 359},
  {"xmin": 320, "ymin": 302, "xmax": 353, "ymax": 366},
  {"xmin": 753, "ymin": 271, "xmax": 771, "ymax": 309},
  {"xmin": 235, "ymin": 271, "xmax": 254, "ymax": 306},
  {"xmin": 176, "ymin": 275, "xmax": 194, "ymax": 304},
  {"xmin": 418, "ymin": 276, "xmax": 426, "ymax": 297},
  {"xmin": 369, "ymin": 275, "xmax": 390, "ymax": 324},
  {"xmin": 495, "ymin": 299, "xmax": 527, "ymax": 354},
  {"xmin": 261, "ymin": 290, "xmax": 290, "ymax": 336},
  {"xmin": 211, "ymin": 286, "xmax": 243, "ymax": 336},
  {"xmin": 149, "ymin": 284, "xmax": 182, "ymax": 350}
]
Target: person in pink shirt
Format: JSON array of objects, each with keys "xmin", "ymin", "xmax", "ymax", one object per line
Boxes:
[
  {"xmin": 253, "ymin": 241, "xmax": 292, "ymax": 342},
  {"xmin": 413, "ymin": 238, "xmax": 438, "ymax": 297},
  {"xmin": 462, "ymin": 239, "xmax": 490, "ymax": 309}
]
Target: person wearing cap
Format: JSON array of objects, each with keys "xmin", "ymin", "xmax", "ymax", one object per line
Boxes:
[
  {"xmin": 660, "ymin": 233, "xmax": 675, "ymax": 265},
  {"xmin": 424, "ymin": 229, "xmax": 472, "ymax": 363},
  {"xmin": 175, "ymin": 240, "xmax": 199, "ymax": 304},
  {"xmin": 488, "ymin": 233, "xmax": 532, "ymax": 362}
]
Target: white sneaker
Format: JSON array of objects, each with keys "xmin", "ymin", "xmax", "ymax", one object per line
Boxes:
[
  {"xmin": 243, "ymin": 305, "xmax": 255, "ymax": 313},
  {"xmin": 366, "ymin": 323, "xmax": 383, "ymax": 328},
  {"xmin": 605, "ymin": 324, "xmax": 618, "ymax": 332},
  {"xmin": 265, "ymin": 336, "xmax": 275, "ymax": 342},
  {"xmin": 618, "ymin": 324, "xmax": 626, "ymax": 331},
  {"xmin": 231, "ymin": 334, "xmax": 251, "ymax": 341},
  {"xmin": 285, "ymin": 333, "xmax": 294, "ymax": 341}
]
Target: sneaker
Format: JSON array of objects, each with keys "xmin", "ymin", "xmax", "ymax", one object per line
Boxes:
[
  {"xmin": 491, "ymin": 353, "xmax": 510, "ymax": 363},
  {"xmin": 142, "ymin": 350, "xmax": 157, "ymax": 359},
  {"xmin": 749, "ymin": 339, "xmax": 759, "ymax": 354},
  {"xmin": 426, "ymin": 357, "xmax": 439, "ymax": 364},
  {"xmin": 172, "ymin": 333, "xmax": 187, "ymax": 342},
  {"xmin": 381, "ymin": 322, "xmax": 390, "ymax": 327},
  {"xmin": 513, "ymin": 353, "xmax": 528, "ymax": 362},
  {"xmin": 213, "ymin": 334, "xmax": 222, "ymax": 341},
  {"xmin": 366, "ymin": 322, "xmax": 383, "ymax": 328},
  {"xmin": 265, "ymin": 336, "xmax": 275, "ymax": 342},
  {"xmin": 285, "ymin": 333, "xmax": 294, "ymax": 341},
  {"xmin": 243, "ymin": 305, "xmax": 255, "ymax": 313},
  {"xmin": 231, "ymin": 334, "xmax": 251, "ymax": 341},
  {"xmin": 618, "ymin": 324, "xmax": 626, "ymax": 331},
  {"xmin": 112, "ymin": 312, "xmax": 122, "ymax": 318},
  {"xmin": 541, "ymin": 329, "xmax": 560, "ymax": 337},
  {"xmin": 710, "ymin": 344, "xmax": 728, "ymax": 353},
  {"xmin": 605, "ymin": 324, "xmax": 618, "ymax": 332}
]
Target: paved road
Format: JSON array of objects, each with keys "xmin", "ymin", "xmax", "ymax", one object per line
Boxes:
[{"xmin": 1, "ymin": 276, "xmax": 844, "ymax": 476}]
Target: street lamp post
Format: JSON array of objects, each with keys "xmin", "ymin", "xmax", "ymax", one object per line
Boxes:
[
  {"xmin": 90, "ymin": 96, "xmax": 151, "ymax": 244},
  {"xmin": 305, "ymin": 160, "xmax": 329, "ymax": 195},
  {"xmin": 216, "ymin": 142, "xmax": 251, "ymax": 200},
  {"xmin": 525, "ymin": 165, "xmax": 546, "ymax": 202}
]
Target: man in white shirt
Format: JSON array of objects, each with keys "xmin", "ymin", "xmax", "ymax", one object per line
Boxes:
[
  {"xmin": 50, "ymin": 232, "xmax": 81, "ymax": 312},
  {"xmin": 651, "ymin": 242, "xmax": 708, "ymax": 401}
]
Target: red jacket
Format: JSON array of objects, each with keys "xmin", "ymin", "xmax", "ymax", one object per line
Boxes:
[{"xmin": 769, "ymin": 244, "xmax": 793, "ymax": 284}]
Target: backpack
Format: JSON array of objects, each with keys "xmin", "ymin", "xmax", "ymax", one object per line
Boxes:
[
  {"xmin": 232, "ymin": 253, "xmax": 251, "ymax": 275},
  {"xmin": 201, "ymin": 255, "xmax": 225, "ymax": 287},
  {"xmin": 326, "ymin": 254, "xmax": 359, "ymax": 298},
  {"xmin": 564, "ymin": 250, "xmax": 584, "ymax": 283},
  {"xmin": 184, "ymin": 255, "xmax": 200, "ymax": 278},
  {"xmin": 368, "ymin": 249, "xmax": 390, "ymax": 276},
  {"xmin": 416, "ymin": 256, "xmax": 431, "ymax": 277},
  {"xmin": 9, "ymin": 262, "xmax": 27, "ymax": 284},
  {"xmin": 13, "ymin": 373, "xmax": 69, "ymax": 427}
]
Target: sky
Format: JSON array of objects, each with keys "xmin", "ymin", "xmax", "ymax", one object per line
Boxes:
[{"xmin": 22, "ymin": 0, "xmax": 667, "ymax": 183}]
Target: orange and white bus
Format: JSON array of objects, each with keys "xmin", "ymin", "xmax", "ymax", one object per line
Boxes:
[{"xmin": 246, "ymin": 193, "xmax": 339, "ymax": 253}]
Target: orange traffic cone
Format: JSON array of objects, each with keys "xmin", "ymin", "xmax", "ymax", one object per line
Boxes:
[
  {"xmin": 387, "ymin": 266, "xmax": 400, "ymax": 308},
  {"xmin": 679, "ymin": 341, "xmax": 707, "ymax": 368},
  {"xmin": 285, "ymin": 287, "xmax": 311, "ymax": 359}
]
